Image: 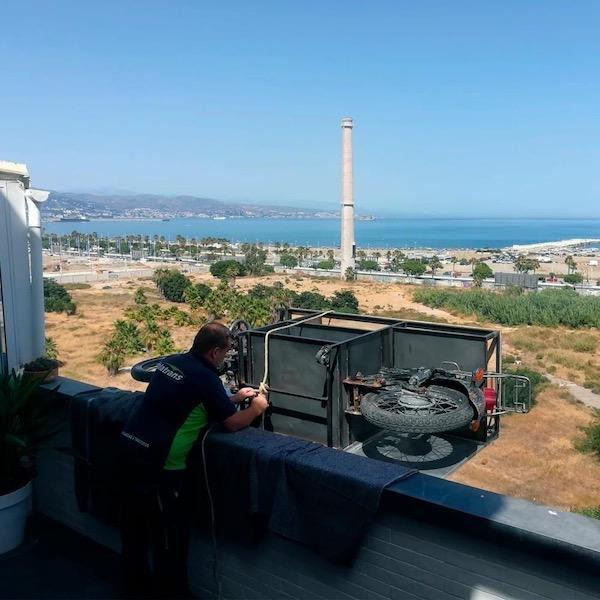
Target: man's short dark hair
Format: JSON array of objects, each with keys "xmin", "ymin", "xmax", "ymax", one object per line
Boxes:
[{"xmin": 191, "ymin": 322, "xmax": 232, "ymax": 357}]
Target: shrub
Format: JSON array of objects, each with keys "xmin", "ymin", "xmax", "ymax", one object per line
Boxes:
[
  {"xmin": 503, "ymin": 367, "xmax": 548, "ymax": 408},
  {"xmin": 413, "ymin": 287, "xmax": 600, "ymax": 328},
  {"xmin": 280, "ymin": 254, "xmax": 298, "ymax": 268},
  {"xmin": 330, "ymin": 290, "xmax": 359, "ymax": 313},
  {"xmin": 563, "ymin": 273, "xmax": 583, "ymax": 285},
  {"xmin": 574, "ymin": 410, "xmax": 600, "ymax": 460},
  {"xmin": 472, "ymin": 263, "xmax": 493, "ymax": 286},
  {"xmin": 210, "ymin": 260, "xmax": 247, "ymax": 279},
  {"xmin": 134, "ymin": 288, "xmax": 148, "ymax": 305},
  {"xmin": 44, "ymin": 278, "xmax": 76, "ymax": 314},
  {"xmin": 154, "ymin": 269, "xmax": 191, "ymax": 302},
  {"xmin": 575, "ymin": 506, "xmax": 600, "ymax": 520},
  {"xmin": 45, "ymin": 336, "xmax": 58, "ymax": 361},
  {"xmin": 295, "ymin": 291, "xmax": 331, "ymax": 311},
  {"xmin": 97, "ymin": 338, "xmax": 126, "ymax": 376},
  {"xmin": 113, "ymin": 319, "xmax": 145, "ymax": 354},
  {"xmin": 154, "ymin": 330, "xmax": 175, "ymax": 356},
  {"xmin": 401, "ymin": 260, "xmax": 427, "ymax": 277},
  {"xmin": 316, "ymin": 259, "xmax": 335, "ymax": 270},
  {"xmin": 244, "ymin": 245, "xmax": 269, "ymax": 275},
  {"xmin": 345, "ymin": 267, "xmax": 356, "ymax": 282},
  {"xmin": 357, "ymin": 259, "xmax": 380, "ymax": 271}
]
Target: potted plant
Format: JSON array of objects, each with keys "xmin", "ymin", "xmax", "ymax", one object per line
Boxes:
[
  {"xmin": 0, "ymin": 370, "xmax": 58, "ymax": 554},
  {"xmin": 23, "ymin": 357, "xmax": 60, "ymax": 383},
  {"xmin": 23, "ymin": 337, "xmax": 61, "ymax": 383}
]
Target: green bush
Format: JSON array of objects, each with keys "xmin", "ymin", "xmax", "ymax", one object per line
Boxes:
[
  {"xmin": 244, "ymin": 245, "xmax": 269, "ymax": 275},
  {"xmin": 280, "ymin": 254, "xmax": 298, "ymax": 268},
  {"xmin": 97, "ymin": 338, "xmax": 126, "ymax": 376},
  {"xmin": 209, "ymin": 260, "xmax": 247, "ymax": 279},
  {"xmin": 472, "ymin": 263, "xmax": 493, "ymax": 286},
  {"xmin": 401, "ymin": 260, "xmax": 427, "ymax": 277},
  {"xmin": 357, "ymin": 259, "xmax": 380, "ymax": 271},
  {"xmin": 113, "ymin": 319, "xmax": 145, "ymax": 354},
  {"xmin": 44, "ymin": 278, "xmax": 76, "ymax": 314},
  {"xmin": 316, "ymin": 259, "xmax": 336, "ymax": 270},
  {"xmin": 330, "ymin": 290, "xmax": 359, "ymax": 313},
  {"xmin": 575, "ymin": 506, "xmax": 600, "ymax": 520},
  {"xmin": 153, "ymin": 269, "xmax": 191, "ymax": 302},
  {"xmin": 295, "ymin": 291, "xmax": 330, "ymax": 311},
  {"xmin": 183, "ymin": 283, "xmax": 212, "ymax": 309},
  {"xmin": 503, "ymin": 367, "xmax": 548, "ymax": 408},
  {"xmin": 574, "ymin": 410, "xmax": 600, "ymax": 461},
  {"xmin": 413, "ymin": 287, "xmax": 600, "ymax": 328},
  {"xmin": 134, "ymin": 288, "xmax": 148, "ymax": 305},
  {"xmin": 45, "ymin": 336, "xmax": 59, "ymax": 360},
  {"xmin": 154, "ymin": 330, "xmax": 175, "ymax": 356},
  {"xmin": 563, "ymin": 273, "xmax": 584, "ymax": 285}
]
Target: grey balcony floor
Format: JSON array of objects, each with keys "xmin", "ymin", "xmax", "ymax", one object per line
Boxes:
[{"xmin": 0, "ymin": 514, "xmax": 121, "ymax": 599}]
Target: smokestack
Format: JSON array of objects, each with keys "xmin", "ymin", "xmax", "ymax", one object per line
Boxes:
[{"xmin": 340, "ymin": 117, "xmax": 355, "ymax": 278}]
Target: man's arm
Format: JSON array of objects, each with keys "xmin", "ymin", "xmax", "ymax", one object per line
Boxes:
[{"xmin": 223, "ymin": 394, "xmax": 268, "ymax": 432}]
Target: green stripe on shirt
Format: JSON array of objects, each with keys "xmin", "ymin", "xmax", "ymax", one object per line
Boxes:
[{"xmin": 164, "ymin": 404, "xmax": 208, "ymax": 470}]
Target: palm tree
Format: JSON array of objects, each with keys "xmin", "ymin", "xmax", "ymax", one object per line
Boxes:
[{"xmin": 429, "ymin": 256, "xmax": 443, "ymax": 277}]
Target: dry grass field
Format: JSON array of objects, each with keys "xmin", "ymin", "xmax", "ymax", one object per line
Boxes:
[{"xmin": 45, "ymin": 271, "xmax": 600, "ymax": 512}]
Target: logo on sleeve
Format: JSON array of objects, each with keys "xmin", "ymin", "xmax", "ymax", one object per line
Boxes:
[{"xmin": 156, "ymin": 362, "xmax": 185, "ymax": 382}]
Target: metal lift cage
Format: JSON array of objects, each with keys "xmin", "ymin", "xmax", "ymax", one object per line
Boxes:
[{"xmin": 237, "ymin": 309, "xmax": 501, "ymax": 449}]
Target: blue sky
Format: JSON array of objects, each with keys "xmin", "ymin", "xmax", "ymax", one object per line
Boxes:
[{"xmin": 2, "ymin": 1, "xmax": 599, "ymax": 217}]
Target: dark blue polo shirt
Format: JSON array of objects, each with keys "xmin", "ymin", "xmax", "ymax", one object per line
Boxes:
[{"xmin": 120, "ymin": 352, "xmax": 236, "ymax": 470}]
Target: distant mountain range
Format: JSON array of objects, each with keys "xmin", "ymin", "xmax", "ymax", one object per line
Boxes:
[{"xmin": 42, "ymin": 191, "xmax": 340, "ymax": 220}]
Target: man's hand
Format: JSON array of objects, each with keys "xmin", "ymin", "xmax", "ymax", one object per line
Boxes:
[
  {"xmin": 251, "ymin": 393, "xmax": 269, "ymax": 413},
  {"xmin": 223, "ymin": 391, "xmax": 269, "ymax": 432},
  {"xmin": 231, "ymin": 387, "xmax": 257, "ymax": 403}
]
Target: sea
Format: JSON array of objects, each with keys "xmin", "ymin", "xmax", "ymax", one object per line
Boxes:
[{"xmin": 42, "ymin": 218, "xmax": 600, "ymax": 250}]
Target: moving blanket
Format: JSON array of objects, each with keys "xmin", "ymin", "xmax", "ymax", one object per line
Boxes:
[{"xmin": 196, "ymin": 427, "xmax": 416, "ymax": 562}]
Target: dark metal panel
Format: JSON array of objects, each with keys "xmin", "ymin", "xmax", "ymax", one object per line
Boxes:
[
  {"xmin": 393, "ymin": 329, "xmax": 487, "ymax": 371},
  {"xmin": 268, "ymin": 391, "xmax": 327, "ymax": 419},
  {"xmin": 268, "ymin": 337, "xmax": 329, "ymax": 398},
  {"xmin": 268, "ymin": 413, "xmax": 328, "ymax": 444},
  {"xmin": 347, "ymin": 329, "xmax": 387, "ymax": 377},
  {"xmin": 398, "ymin": 321, "xmax": 497, "ymax": 338},
  {"xmin": 284, "ymin": 323, "xmax": 367, "ymax": 342}
]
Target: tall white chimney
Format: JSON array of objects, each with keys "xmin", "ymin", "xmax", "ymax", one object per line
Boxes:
[{"xmin": 340, "ymin": 117, "xmax": 355, "ymax": 277}]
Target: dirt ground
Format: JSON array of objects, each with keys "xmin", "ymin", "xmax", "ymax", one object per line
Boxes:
[{"xmin": 46, "ymin": 272, "xmax": 600, "ymax": 512}]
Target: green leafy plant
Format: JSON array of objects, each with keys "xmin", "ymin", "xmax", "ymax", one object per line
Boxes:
[
  {"xmin": 414, "ymin": 287, "xmax": 600, "ymax": 328},
  {"xmin": 97, "ymin": 338, "xmax": 126, "ymax": 376},
  {"xmin": 134, "ymin": 287, "xmax": 148, "ymax": 305},
  {"xmin": 315, "ymin": 259, "xmax": 335, "ymax": 270},
  {"xmin": 209, "ymin": 259, "xmax": 247, "ymax": 279},
  {"xmin": 183, "ymin": 283, "xmax": 212, "ymax": 309},
  {"xmin": 44, "ymin": 337, "xmax": 58, "ymax": 361},
  {"xmin": 113, "ymin": 319, "xmax": 145, "ymax": 354},
  {"xmin": 0, "ymin": 371, "xmax": 59, "ymax": 494},
  {"xmin": 280, "ymin": 254, "xmax": 298, "ymax": 268},
  {"xmin": 43, "ymin": 278, "xmax": 76, "ymax": 314},
  {"xmin": 153, "ymin": 269, "xmax": 191, "ymax": 302},
  {"xmin": 472, "ymin": 263, "xmax": 493, "ymax": 287},
  {"xmin": 401, "ymin": 259, "xmax": 427, "ymax": 277},
  {"xmin": 575, "ymin": 410, "xmax": 600, "ymax": 460},
  {"xmin": 23, "ymin": 357, "xmax": 59, "ymax": 372},
  {"xmin": 243, "ymin": 245, "xmax": 269, "ymax": 275},
  {"xmin": 357, "ymin": 259, "xmax": 380, "ymax": 272},
  {"xmin": 344, "ymin": 267, "xmax": 356, "ymax": 282},
  {"xmin": 330, "ymin": 290, "xmax": 359, "ymax": 313},
  {"xmin": 154, "ymin": 330, "xmax": 175, "ymax": 356}
]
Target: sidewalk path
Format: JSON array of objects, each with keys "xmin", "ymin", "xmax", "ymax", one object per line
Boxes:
[{"xmin": 546, "ymin": 374, "xmax": 600, "ymax": 410}]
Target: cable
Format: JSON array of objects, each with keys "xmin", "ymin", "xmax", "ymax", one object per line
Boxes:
[
  {"xmin": 257, "ymin": 310, "xmax": 332, "ymax": 396},
  {"xmin": 200, "ymin": 423, "xmax": 221, "ymax": 600}
]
